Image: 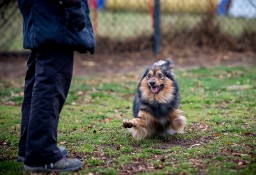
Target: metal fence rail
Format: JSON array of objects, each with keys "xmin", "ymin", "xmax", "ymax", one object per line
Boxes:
[{"xmin": 1, "ymin": 0, "xmax": 256, "ymax": 53}]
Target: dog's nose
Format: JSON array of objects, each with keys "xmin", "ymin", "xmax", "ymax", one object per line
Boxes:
[{"xmin": 149, "ymin": 81, "xmax": 155, "ymax": 86}]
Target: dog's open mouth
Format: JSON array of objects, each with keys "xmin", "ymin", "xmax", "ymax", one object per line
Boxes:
[{"xmin": 150, "ymin": 85, "xmax": 164, "ymax": 94}]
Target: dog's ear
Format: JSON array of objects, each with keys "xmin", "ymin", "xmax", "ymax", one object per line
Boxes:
[
  {"xmin": 142, "ymin": 67, "xmax": 149, "ymax": 79},
  {"xmin": 165, "ymin": 58, "xmax": 175, "ymax": 76}
]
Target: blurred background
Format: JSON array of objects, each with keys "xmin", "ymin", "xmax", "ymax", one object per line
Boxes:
[
  {"xmin": 1, "ymin": 0, "xmax": 256, "ymax": 53},
  {"xmin": 0, "ymin": 0, "xmax": 255, "ymax": 78}
]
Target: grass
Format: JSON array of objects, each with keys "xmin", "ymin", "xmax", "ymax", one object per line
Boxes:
[{"xmin": 0, "ymin": 65, "xmax": 255, "ymax": 174}]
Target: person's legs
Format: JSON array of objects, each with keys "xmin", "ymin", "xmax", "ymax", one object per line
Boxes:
[
  {"xmin": 24, "ymin": 48, "xmax": 74, "ymax": 166},
  {"xmin": 18, "ymin": 51, "xmax": 36, "ymax": 158}
]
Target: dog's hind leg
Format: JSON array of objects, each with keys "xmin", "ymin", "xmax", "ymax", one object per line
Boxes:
[
  {"xmin": 123, "ymin": 111, "xmax": 155, "ymax": 140},
  {"xmin": 169, "ymin": 109, "xmax": 186, "ymax": 134}
]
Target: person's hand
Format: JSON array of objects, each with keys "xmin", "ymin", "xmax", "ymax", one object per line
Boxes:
[{"xmin": 60, "ymin": 0, "xmax": 86, "ymax": 31}]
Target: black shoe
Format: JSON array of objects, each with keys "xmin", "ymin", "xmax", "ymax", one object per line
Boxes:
[
  {"xmin": 17, "ymin": 146, "xmax": 68, "ymax": 162},
  {"xmin": 24, "ymin": 157, "xmax": 83, "ymax": 172}
]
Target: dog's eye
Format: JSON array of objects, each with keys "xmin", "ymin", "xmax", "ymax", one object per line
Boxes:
[
  {"xmin": 146, "ymin": 73, "xmax": 151, "ymax": 79},
  {"xmin": 158, "ymin": 73, "xmax": 163, "ymax": 79}
]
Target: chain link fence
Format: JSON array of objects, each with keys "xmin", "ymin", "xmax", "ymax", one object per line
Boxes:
[{"xmin": 1, "ymin": 0, "xmax": 256, "ymax": 53}]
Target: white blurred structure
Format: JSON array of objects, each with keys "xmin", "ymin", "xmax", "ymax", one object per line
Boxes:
[{"xmin": 229, "ymin": 0, "xmax": 256, "ymax": 18}]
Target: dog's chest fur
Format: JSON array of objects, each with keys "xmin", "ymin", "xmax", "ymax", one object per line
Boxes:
[{"xmin": 141, "ymin": 101, "xmax": 174, "ymax": 119}]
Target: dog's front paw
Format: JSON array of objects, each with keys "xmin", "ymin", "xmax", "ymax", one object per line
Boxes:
[{"xmin": 122, "ymin": 120, "xmax": 136, "ymax": 128}]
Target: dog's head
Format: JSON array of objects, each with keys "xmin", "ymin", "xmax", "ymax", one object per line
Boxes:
[{"xmin": 139, "ymin": 58, "xmax": 177, "ymax": 103}]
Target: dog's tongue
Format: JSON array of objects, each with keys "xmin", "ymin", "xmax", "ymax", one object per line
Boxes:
[{"xmin": 151, "ymin": 87, "xmax": 159, "ymax": 93}]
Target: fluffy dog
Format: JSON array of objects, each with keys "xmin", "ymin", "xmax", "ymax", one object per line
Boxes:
[{"xmin": 123, "ymin": 58, "xmax": 186, "ymax": 140}]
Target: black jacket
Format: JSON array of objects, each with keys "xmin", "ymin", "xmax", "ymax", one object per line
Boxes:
[{"xmin": 18, "ymin": 0, "xmax": 95, "ymax": 54}]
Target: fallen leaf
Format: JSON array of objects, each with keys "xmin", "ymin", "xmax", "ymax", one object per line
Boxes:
[
  {"xmin": 77, "ymin": 91, "xmax": 83, "ymax": 95},
  {"xmin": 5, "ymin": 101, "xmax": 16, "ymax": 106},
  {"xmin": 82, "ymin": 61, "xmax": 96, "ymax": 67},
  {"xmin": 190, "ymin": 143, "xmax": 201, "ymax": 148},
  {"xmin": 238, "ymin": 161, "xmax": 243, "ymax": 166},
  {"xmin": 226, "ymin": 85, "xmax": 253, "ymax": 91},
  {"xmin": 60, "ymin": 141, "xmax": 66, "ymax": 145},
  {"xmin": 212, "ymin": 133, "xmax": 220, "ymax": 137}
]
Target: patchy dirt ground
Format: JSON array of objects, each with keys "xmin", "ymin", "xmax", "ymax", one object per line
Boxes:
[
  {"xmin": 1, "ymin": 14, "xmax": 256, "ymax": 79},
  {"xmin": 0, "ymin": 46, "xmax": 255, "ymax": 80}
]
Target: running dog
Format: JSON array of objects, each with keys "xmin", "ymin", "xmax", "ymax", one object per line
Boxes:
[{"xmin": 123, "ymin": 58, "xmax": 186, "ymax": 140}]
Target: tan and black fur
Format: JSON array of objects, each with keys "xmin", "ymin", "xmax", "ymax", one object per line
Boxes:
[{"xmin": 123, "ymin": 58, "xmax": 186, "ymax": 140}]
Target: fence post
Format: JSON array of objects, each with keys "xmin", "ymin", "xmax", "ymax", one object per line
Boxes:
[
  {"xmin": 153, "ymin": 0, "xmax": 160, "ymax": 54},
  {"xmin": 93, "ymin": 0, "xmax": 98, "ymax": 35}
]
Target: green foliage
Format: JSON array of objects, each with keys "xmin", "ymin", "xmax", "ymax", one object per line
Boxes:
[{"xmin": 0, "ymin": 66, "xmax": 255, "ymax": 174}]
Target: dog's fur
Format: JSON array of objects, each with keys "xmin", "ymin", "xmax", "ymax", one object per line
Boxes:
[{"xmin": 123, "ymin": 58, "xmax": 186, "ymax": 140}]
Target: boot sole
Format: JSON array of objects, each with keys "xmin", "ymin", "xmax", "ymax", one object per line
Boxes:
[{"xmin": 24, "ymin": 164, "xmax": 82, "ymax": 172}]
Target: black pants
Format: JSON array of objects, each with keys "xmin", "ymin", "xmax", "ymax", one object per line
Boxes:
[{"xmin": 18, "ymin": 49, "xmax": 74, "ymax": 165}]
